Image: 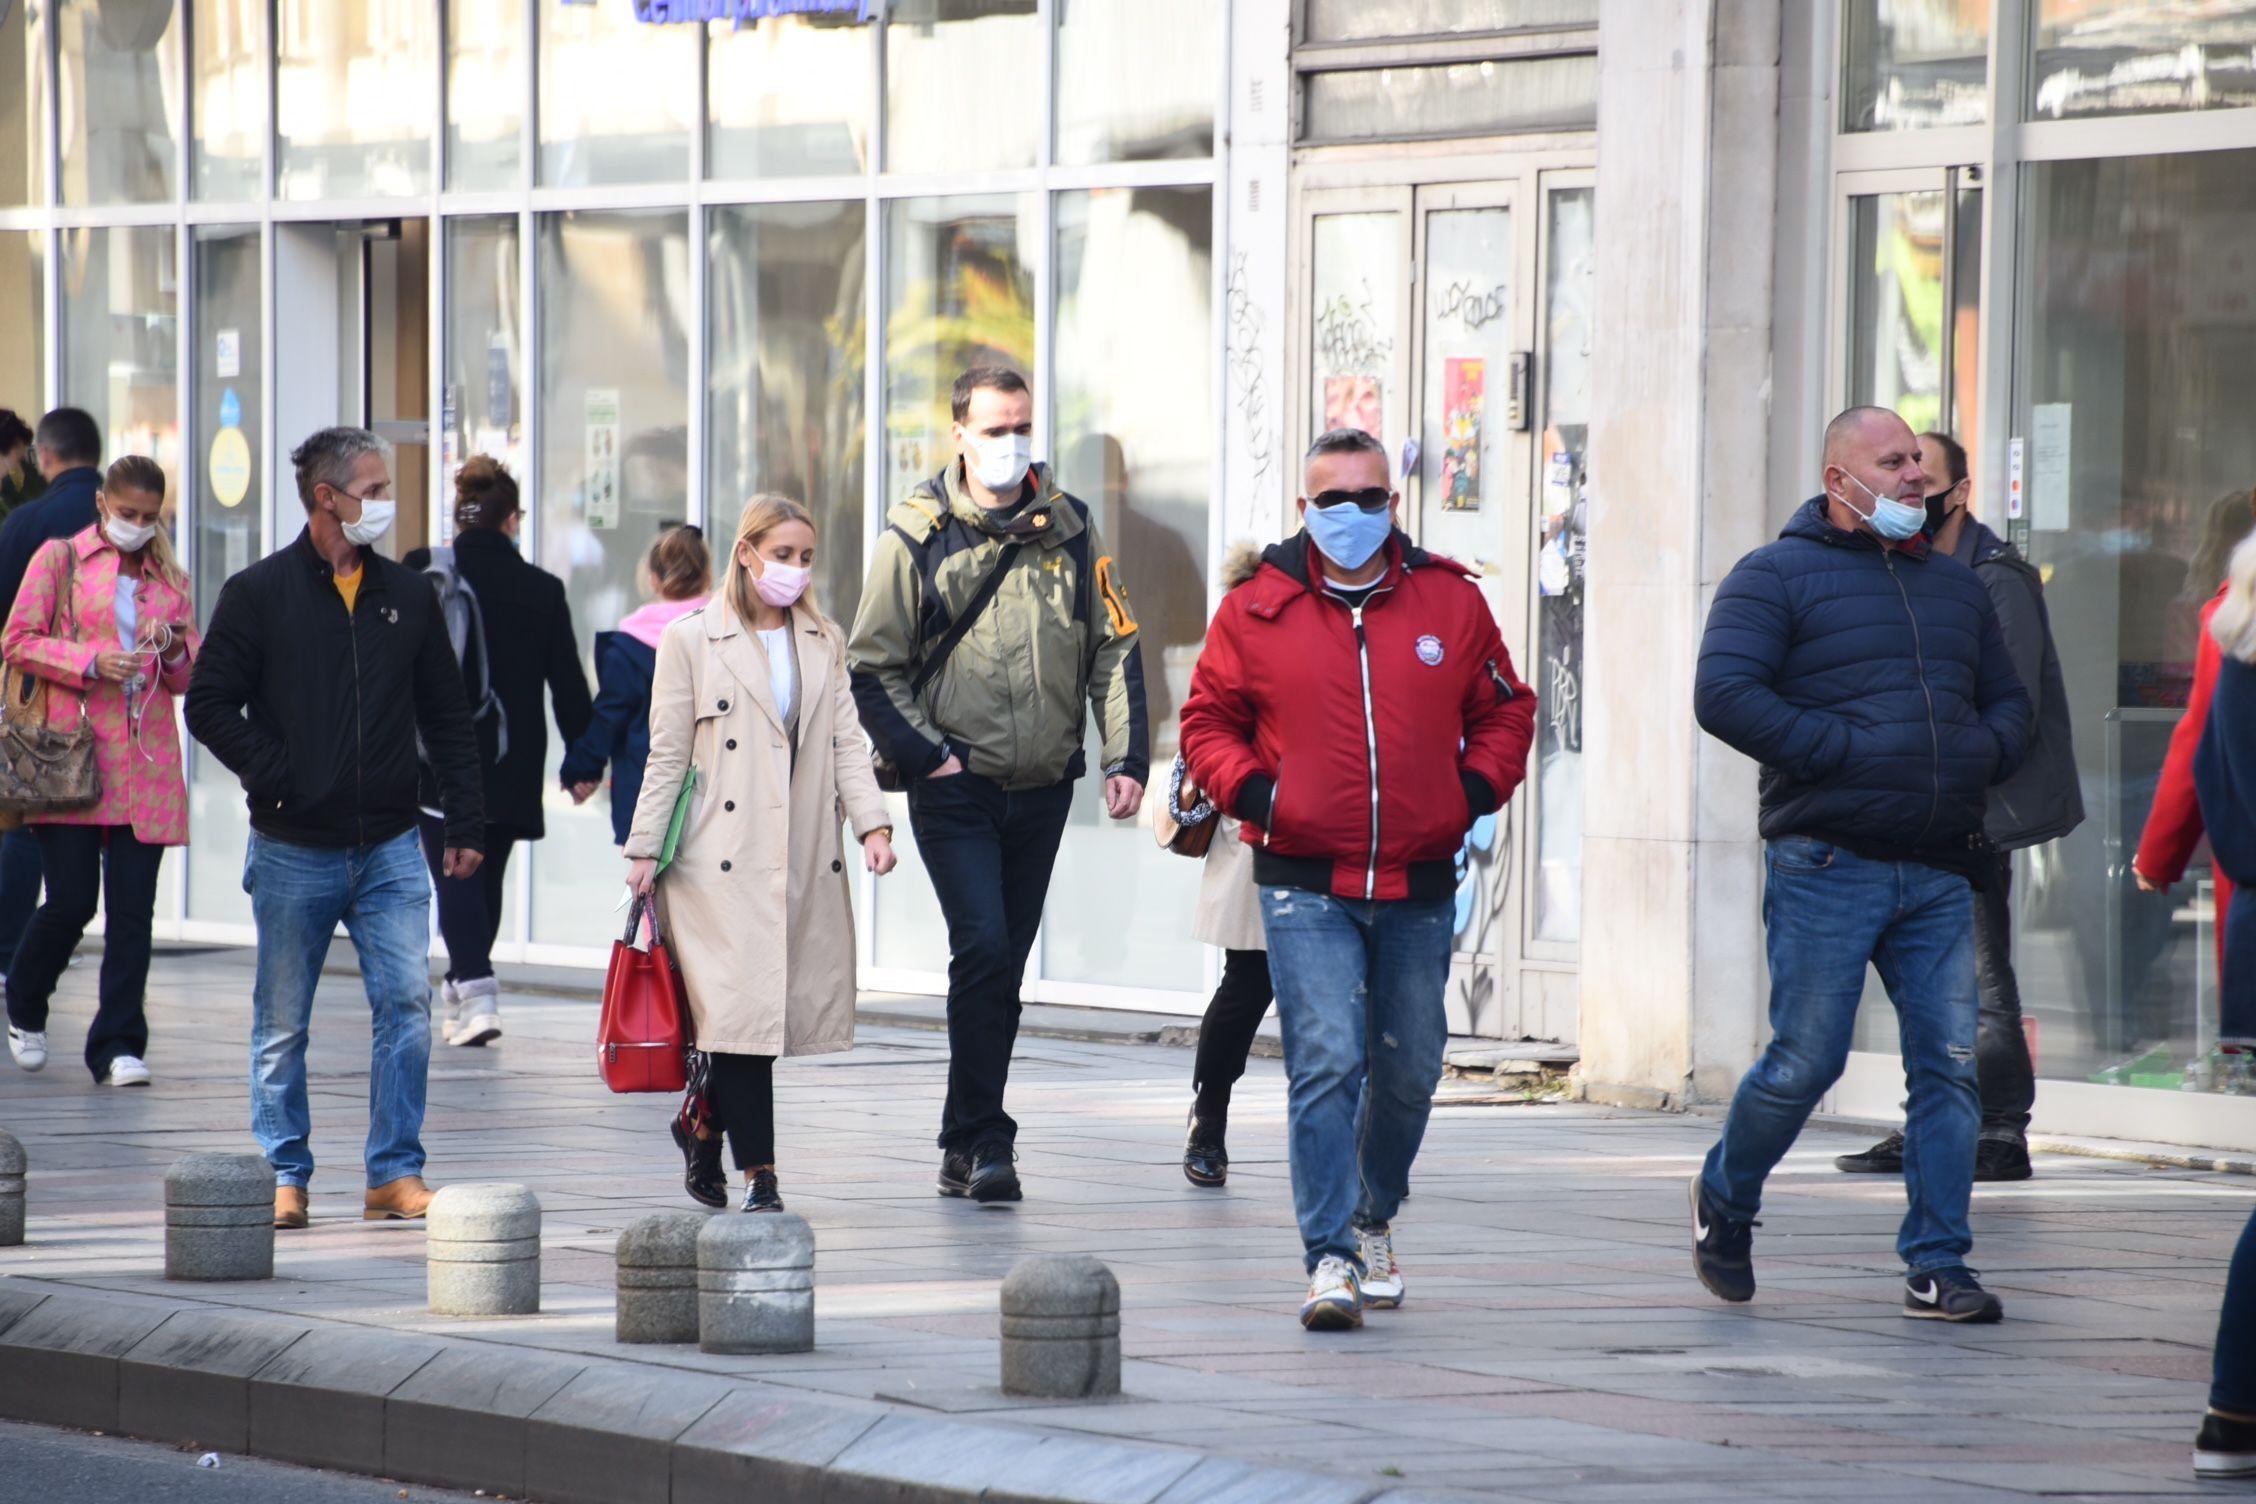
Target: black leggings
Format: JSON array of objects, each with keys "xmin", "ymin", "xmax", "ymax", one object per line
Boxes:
[
  {"xmin": 1192, "ymin": 948, "xmax": 1274, "ymax": 1124},
  {"xmin": 417, "ymin": 814, "xmax": 516, "ymax": 983},
  {"xmin": 707, "ymin": 1052, "xmax": 776, "ymax": 1171}
]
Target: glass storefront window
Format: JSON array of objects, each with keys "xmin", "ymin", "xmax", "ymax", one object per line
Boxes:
[
  {"xmin": 2033, "ymin": 1, "xmax": 2256, "ymax": 121},
  {"xmin": 2010, "ymin": 150, "xmax": 2256, "ymax": 1094},
  {"xmin": 449, "ymin": 0, "xmax": 524, "ymax": 191},
  {"xmin": 186, "ymin": 225, "xmax": 262, "ymax": 924},
  {"xmin": 59, "ymin": 226, "xmax": 181, "ymax": 497},
  {"xmin": 1846, "ymin": 189, "xmax": 1946, "ymax": 439},
  {"xmin": 872, "ymin": 193, "xmax": 1034, "ymax": 975},
  {"xmin": 1303, "ymin": 0, "xmax": 1596, "ymax": 40},
  {"xmin": 59, "ymin": 0, "xmax": 183, "ymax": 204},
  {"xmin": 1, "ymin": 232, "xmax": 43, "ymax": 415},
  {"xmin": 1309, "ymin": 212, "xmax": 1405, "ymax": 461},
  {"xmin": 276, "ymin": 0, "xmax": 433, "ymax": 200},
  {"xmin": 1842, "ymin": 0, "xmax": 1989, "ymax": 132},
  {"xmin": 1414, "ymin": 203, "xmax": 1511, "ymax": 570},
  {"xmin": 708, "ymin": 16, "xmax": 871, "ymax": 180},
  {"xmin": 538, "ymin": 0, "xmax": 694, "ymax": 189},
  {"xmin": 707, "ymin": 201, "xmax": 867, "ymax": 625},
  {"xmin": 193, "ymin": 0, "xmax": 265, "ymax": 201},
  {"xmin": 1054, "ymin": 0, "xmax": 1218, "ymax": 165},
  {"xmin": 531, "ymin": 209, "xmax": 691, "ymax": 946},
  {"xmin": 443, "ymin": 216, "xmax": 523, "ymax": 503},
  {"xmin": 1302, "ymin": 54, "xmax": 1599, "ymax": 141},
  {"xmin": 884, "ymin": 0, "xmax": 1041, "ymax": 176},
  {"xmin": 0, "ymin": 0, "xmax": 44, "ymax": 207},
  {"xmin": 1532, "ymin": 185, "xmax": 1593, "ymax": 948},
  {"xmin": 1044, "ymin": 185, "xmax": 1212, "ymax": 992}
]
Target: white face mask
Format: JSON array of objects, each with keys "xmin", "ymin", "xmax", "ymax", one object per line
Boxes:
[
  {"xmin": 340, "ymin": 497, "xmax": 396, "ymax": 547},
  {"xmin": 104, "ymin": 516, "xmax": 157, "ymax": 553},
  {"xmin": 967, "ymin": 432, "xmax": 1032, "ymax": 494}
]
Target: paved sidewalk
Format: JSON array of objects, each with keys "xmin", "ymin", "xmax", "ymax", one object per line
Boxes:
[{"xmin": 0, "ymin": 945, "xmax": 2248, "ymax": 1501}]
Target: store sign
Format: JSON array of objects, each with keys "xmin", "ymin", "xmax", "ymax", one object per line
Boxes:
[{"xmin": 624, "ymin": 0, "xmax": 882, "ymax": 22}]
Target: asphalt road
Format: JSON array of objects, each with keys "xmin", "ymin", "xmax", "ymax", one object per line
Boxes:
[{"xmin": 0, "ymin": 1421, "xmax": 497, "ymax": 1503}]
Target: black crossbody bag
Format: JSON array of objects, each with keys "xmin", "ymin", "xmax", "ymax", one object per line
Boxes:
[{"xmin": 870, "ymin": 540, "xmax": 1024, "ymax": 792}]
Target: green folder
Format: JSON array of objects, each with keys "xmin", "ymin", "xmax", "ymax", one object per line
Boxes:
[{"xmin": 655, "ymin": 767, "xmax": 699, "ymax": 875}]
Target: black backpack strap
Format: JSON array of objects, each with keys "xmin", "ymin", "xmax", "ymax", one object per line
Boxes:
[{"xmin": 908, "ymin": 540, "xmax": 1023, "ymax": 698}]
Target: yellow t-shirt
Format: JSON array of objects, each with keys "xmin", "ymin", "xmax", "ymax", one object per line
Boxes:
[{"xmin": 334, "ymin": 566, "xmax": 362, "ymax": 616}]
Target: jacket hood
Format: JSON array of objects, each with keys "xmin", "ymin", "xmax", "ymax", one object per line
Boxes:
[
  {"xmin": 619, "ymin": 594, "xmax": 706, "ymax": 649},
  {"xmin": 1222, "ymin": 539, "xmax": 1265, "ymax": 590},
  {"xmin": 1781, "ymin": 494, "xmax": 1933, "ymax": 561},
  {"xmin": 1255, "ymin": 528, "xmax": 1467, "ymax": 596}
]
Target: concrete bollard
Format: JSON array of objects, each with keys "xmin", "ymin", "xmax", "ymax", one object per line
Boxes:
[
  {"xmin": 164, "ymin": 1153, "xmax": 275, "ymax": 1281},
  {"xmin": 616, "ymin": 1210, "xmax": 710, "ymax": 1344},
  {"xmin": 697, "ymin": 1212, "xmax": 814, "ymax": 1355},
  {"xmin": 0, "ymin": 1128, "xmax": 22, "ymax": 1247},
  {"xmin": 1000, "ymin": 1254, "xmax": 1120, "ymax": 1399},
  {"xmin": 427, "ymin": 1183, "xmax": 540, "ymax": 1316}
]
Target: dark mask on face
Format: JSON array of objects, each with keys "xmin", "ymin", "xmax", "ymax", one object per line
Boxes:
[{"xmin": 1923, "ymin": 485, "xmax": 1960, "ymax": 538}]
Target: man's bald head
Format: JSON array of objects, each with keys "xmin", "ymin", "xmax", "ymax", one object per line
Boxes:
[
  {"xmin": 1823, "ymin": 406, "xmax": 1904, "ymax": 472},
  {"xmin": 1821, "ymin": 405, "xmax": 1928, "ymax": 537}
]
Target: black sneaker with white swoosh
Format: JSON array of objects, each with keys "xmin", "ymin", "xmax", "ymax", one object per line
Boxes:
[
  {"xmin": 1903, "ymin": 1266, "xmax": 2003, "ymax": 1323},
  {"xmin": 1689, "ymin": 1172, "xmax": 1757, "ymax": 1303}
]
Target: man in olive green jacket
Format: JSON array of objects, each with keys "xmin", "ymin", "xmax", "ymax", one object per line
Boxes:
[{"xmin": 849, "ymin": 366, "xmax": 1148, "ymax": 1203}]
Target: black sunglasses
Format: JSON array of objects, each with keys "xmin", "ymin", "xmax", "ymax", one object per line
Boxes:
[{"xmin": 1307, "ymin": 487, "xmax": 1393, "ymax": 514}]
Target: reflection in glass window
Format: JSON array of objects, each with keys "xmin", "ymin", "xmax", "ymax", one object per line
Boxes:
[
  {"xmin": 443, "ymin": 217, "xmax": 523, "ymax": 503},
  {"xmin": 885, "ymin": 0, "xmax": 1040, "ymax": 175},
  {"xmin": 538, "ymin": 0, "xmax": 694, "ymax": 188},
  {"xmin": 59, "ymin": 0, "xmax": 183, "ymax": 204},
  {"xmin": 708, "ymin": 202, "xmax": 867, "ymax": 626},
  {"xmin": 708, "ymin": 16, "xmax": 871, "ymax": 179},
  {"xmin": 1946, "ymin": 184, "xmax": 1981, "ymax": 452},
  {"xmin": 1, "ymin": 233, "xmax": 44, "ymax": 418},
  {"xmin": 1303, "ymin": 54, "xmax": 1598, "ymax": 142},
  {"xmin": 1309, "ymin": 213, "xmax": 1404, "ymax": 463},
  {"xmin": 1846, "ymin": 190, "xmax": 1946, "ymax": 438},
  {"xmin": 1533, "ymin": 187, "xmax": 1593, "ymax": 948},
  {"xmin": 193, "ymin": 0, "xmax": 265, "ymax": 201},
  {"xmin": 2034, "ymin": 0, "xmax": 2256, "ymax": 120},
  {"xmin": 59, "ymin": 227, "xmax": 181, "ymax": 498},
  {"xmin": 2012, "ymin": 150, "xmax": 2256, "ymax": 1095},
  {"xmin": 1416, "ymin": 206, "xmax": 1511, "ymax": 570},
  {"xmin": 1055, "ymin": 0, "xmax": 1218, "ymax": 164},
  {"xmin": 0, "ymin": 1, "xmax": 44, "ymax": 207},
  {"xmin": 1842, "ymin": 0, "xmax": 1989, "ymax": 132},
  {"xmin": 1044, "ymin": 186, "xmax": 1213, "ymax": 992},
  {"xmin": 187, "ymin": 226, "xmax": 263, "ymax": 924},
  {"xmin": 448, "ymin": 0, "xmax": 524, "ymax": 191},
  {"xmin": 533, "ymin": 209, "xmax": 691, "ymax": 945},
  {"xmin": 277, "ymin": 0, "xmax": 434, "ymax": 199},
  {"xmin": 1304, "ymin": 0, "xmax": 1595, "ymax": 41}
]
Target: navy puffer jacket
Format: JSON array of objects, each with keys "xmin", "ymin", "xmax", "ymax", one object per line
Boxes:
[{"xmin": 1695, "ymin": 496, "xmax": 2033, "ymax": 850}]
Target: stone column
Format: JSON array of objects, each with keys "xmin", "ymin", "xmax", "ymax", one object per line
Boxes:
[
  {"xmin": 616, "ymin": 1210, "xmax": 708, "ymax": 1345},
  {"xmin": 427, "ymin": 1184, "xmax": 541, "ymax": 1316},
  {"xmin": 164, "ymin": 1153, "xmax": 275, "ymax": 1281},
  {"xmin": 0, "ymin": 1129, "xmax": 22, "ymax": 1246},
  {"xmin": 1000, "ymin": 1254, "xmax": 1121, "ymax": 1399},
  {"xmin": 698, "ymin": 1213, "xmax": 814, "ymax": 1355}
]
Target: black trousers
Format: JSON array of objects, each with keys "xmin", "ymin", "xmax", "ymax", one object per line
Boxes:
[
  {"xmin": 417, "ymin": 815, "xmax": 517, "ymax": 984},
  {"xmin": 1192, "ymin": 948, "xmax": 1274, "ymax": 1124},
  {"xmin": 706, "ymin": 1052, "xmax": 776, "ymax": 1170},
  {"xmin": 3, "ymin": 824, "xmax": 164, "ymax": 1079},
  {"xmin": 1975, "ymin": 852, "xmax": 2037, "ymax": 1138},
  {"xmin": 906, "ymin": 772, "xmax": 1074, "ymax": 1151}
]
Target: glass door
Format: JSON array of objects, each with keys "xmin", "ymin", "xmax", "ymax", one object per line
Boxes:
[{"xmin": 1299, "ymin": 188, "xmax": 1412, "ymax": 478}]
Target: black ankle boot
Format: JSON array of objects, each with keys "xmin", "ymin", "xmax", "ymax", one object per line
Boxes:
[
  {"xmin": 742, "ymin": 1166, "xmax": 783, "ymax": 1213},
  {"xmin": 1184, "ymin": 1108, "xmax": 1229, "ymax": 1187},
  {"xmin": 672, "ymin": 1118, "xmax": 728, "ymax": 1208}
]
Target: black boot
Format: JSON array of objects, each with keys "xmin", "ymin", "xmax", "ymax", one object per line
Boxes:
[
  {"xmin": 672, "ymin": 1117, "xmax": 728, "ymax": 1208},
  {"xmin": 1183, "ymin": 1106, "xmax": 1228, "ymax": 1188}
]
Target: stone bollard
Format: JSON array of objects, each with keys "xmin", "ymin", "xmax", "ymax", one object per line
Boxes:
[
  {"xmin": 1000, "ymin": 1254, "xmax": 1120, "ymax": 1399},
  {"xmin": 164, "ymin": 1153, "xmax": 274, "ymax": 1281},
  {"xmin": 697, "ymin": 1212, "xmax": 814, "ymax": 1355},
  {"xmin": 0, "ymin": 1129, "xmax": 22, "ymax": 1247},
  {"xmin": 427, "ymin": 1184, "xmax": 540, "ymax": 1316},
  {"xmin": 616, "ymin": 1210, "xmax": 709, "ymax": 1344}
]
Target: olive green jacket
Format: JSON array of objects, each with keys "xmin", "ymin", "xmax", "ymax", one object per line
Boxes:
[{"xmin": 847, "ymin": 461, "xmax": 1149, "ymax": 791}]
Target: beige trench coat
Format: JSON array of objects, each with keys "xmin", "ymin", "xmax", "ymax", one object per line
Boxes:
[
  {"xmin": 1191, "ymin": 816, "xmax": 1265, "ymax": 951},
  {"xmin": 626, "ymin": 600, "xmax": 890, "ymax": 1058}
]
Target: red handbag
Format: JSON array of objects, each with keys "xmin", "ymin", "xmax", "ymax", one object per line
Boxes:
[{"xmin": 597, "ymin": 895, "xmax": 690, "ymax": 1094}]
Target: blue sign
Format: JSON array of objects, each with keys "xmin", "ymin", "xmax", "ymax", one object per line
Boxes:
[
  {"xmin": 630, "ymin": 0, "xmax": 881, "ymax": 22},
  {"xmin": 218, "ymin": 387, "xmax": 242, "ymax": 429}
]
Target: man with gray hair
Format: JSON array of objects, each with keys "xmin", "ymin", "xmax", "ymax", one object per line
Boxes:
[{"xmin": 187, "ymin": 426, "xmax": 484, "ymax": 1230}]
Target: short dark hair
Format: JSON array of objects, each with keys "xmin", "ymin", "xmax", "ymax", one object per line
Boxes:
[
  {"xmin": 1920, "ymin": 430, "xmax": 1968, "ymax": 489},
  {"xmin": 34, "ymin": 407, "xmax": 100, "ymax": 467},
  {"xmin": 289, "ymin": 426, "xmax": 391, "ymax": 513},
  {"xmin": 951, "ymin": 366, "xmax": 1029, "ymax": 424},
  {"xmin": 0, "ymin": 409, "xmax": 31, "ymax": 453},
  {"xmin": 1304, "ymin": 427, "xmax": 1388, "ymax": 469}
]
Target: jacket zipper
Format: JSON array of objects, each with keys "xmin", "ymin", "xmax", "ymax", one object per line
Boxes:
[
  {"xmin": 344, "ymin": 577, "xmax": 365, "ymax": 848},
  {"xmin": 1350, "ymin": 603, "xmax": 1381, "ymax": 900},
  {"xmin": 1882, "ymin": 550, "xmax": 1941, "ymax": 848}
]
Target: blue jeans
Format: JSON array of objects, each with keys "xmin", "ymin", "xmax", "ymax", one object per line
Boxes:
[
  {"xmin": 245, "ymin": 829, "xmax": 433, "ymax": 1190},
  {"xmin": 0, "ymin": 825, "xmax": 43, "ymax": 970},
  {"xmin": 1702, "ymin": 837, "xmax": 1980, "ymax": 1275},
  {"xmin": 1261, "ymin": 888, "xmax": 1453, "ymax": 1274},
  {"xmin": 2215, "ymin": 1202, "xmax": 2256, "ymax": 1413}
]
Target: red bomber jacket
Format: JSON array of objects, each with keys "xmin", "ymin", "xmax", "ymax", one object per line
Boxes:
[{"xmin": 1179, "ymin": 530, "xmax": 1536, "ymax": 903}]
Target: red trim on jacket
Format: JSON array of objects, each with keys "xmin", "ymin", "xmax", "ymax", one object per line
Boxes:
[{"xmin": 2136, "ymin": 584, "xmax": 2233, "ymax": 966}]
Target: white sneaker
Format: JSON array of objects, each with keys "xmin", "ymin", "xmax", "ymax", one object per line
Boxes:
[
  {"xmin": 7, "ymin": 1026, "xmax": 46, "ymax": 1072},
  {"xmin": 1299, "ymin": 1254, "xmax": 1363, "ymax": 1332},
  {"xmin": 437, "ymin": 978, "xmax": 465, "ymax": 1040},
  {"xmin": 1358, "ymin": 1223, "xmax": 1405, "ymax": 1309},
  {"xmin": 103, "ymin": 1055, "xmax": 151, "ymax": 1087},
  {"xmin": 447, "ymin": 976, "xmax": 502, "ymax": 1047}
]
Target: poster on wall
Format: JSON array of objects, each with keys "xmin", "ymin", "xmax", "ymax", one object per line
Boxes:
[
  {"xmin": 585, "ymin": 388, "xmax": 621, "ymax": 530},
  {"xmin": 1439, "ymin": 357, "xmax": 1485, "ymax": 513},
  {"xmin": 1322, "ymin": 375, "xmax": 1384, "ymax": 445},
  {"xmin": 2031, "ymin": 403, "xmax": 2072, "ymax": 532}
]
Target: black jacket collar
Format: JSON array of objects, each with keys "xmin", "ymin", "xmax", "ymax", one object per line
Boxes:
[{"xmin": 290, "ymin": 527, "xmax": 385, "ymax": 590}]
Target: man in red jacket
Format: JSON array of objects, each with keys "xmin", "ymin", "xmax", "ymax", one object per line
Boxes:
[{"xmin": 1180, "ymin": 428, "xmax": 1535, "ymax": 1331}]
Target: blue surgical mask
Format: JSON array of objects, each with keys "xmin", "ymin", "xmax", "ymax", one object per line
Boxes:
[
  {"xmin": 1840, "ymin": 471, "xmax": 1926, "ymax": 542},
  {"xmin": 1302, "ymin": 498, "xmax": 1395, "ymax": 573}
]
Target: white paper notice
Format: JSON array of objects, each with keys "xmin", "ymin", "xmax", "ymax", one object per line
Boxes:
[
  {"xmin": 2030, "ymin": 404, "xmax": 2072, "ymax": 532},
  {"xmin": 584, "ymin": 388, "xmax": 621, "ymax": 530},
  {"xmin": 215, "ymin": 329, "xmax": 241, "ymax": 380}
]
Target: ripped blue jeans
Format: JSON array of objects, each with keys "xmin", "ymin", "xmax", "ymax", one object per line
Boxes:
[
  {"xmin": 1261, "ymin": 888, "xmax": 1454, "ymax": 1274},
  {"xmin": 1702, "ymin": 837, "xmax": 1980, "ymax": 1275}
]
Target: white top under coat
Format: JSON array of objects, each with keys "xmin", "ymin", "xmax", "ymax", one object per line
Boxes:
[{"xmin": 757, "ymin": 624, "xmax": 795, "ymax": 724}]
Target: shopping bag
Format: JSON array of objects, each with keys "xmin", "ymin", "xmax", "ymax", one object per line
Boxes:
[
  {"xmin": 655, "ymin": 767, "xmax": 698, "ymax": 875},
  {"xmin": 596, "ymin": 894, "xmax": 690, "ymax": 1094}
]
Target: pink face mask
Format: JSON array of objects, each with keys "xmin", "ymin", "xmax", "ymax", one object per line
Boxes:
[{"xmin": 752, "ymin": 559, "xmax": 811, "ymax": 609}]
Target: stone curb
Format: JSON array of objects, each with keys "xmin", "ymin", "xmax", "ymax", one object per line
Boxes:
[{"xmin": 0, "ymin": 1280, "xmax": 1474, "ymax": 1504}]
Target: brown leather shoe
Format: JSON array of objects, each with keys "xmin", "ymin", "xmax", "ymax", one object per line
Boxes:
[
  {"xmin": 363, "ymin": 1176, "xmax": 436, "ymax": 1221},
  {"xmin": 274, "ymin": 1185, "xmax": 309, "ymax": 1230}
]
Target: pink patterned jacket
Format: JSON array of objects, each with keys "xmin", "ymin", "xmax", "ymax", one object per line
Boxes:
[{"xmin": 2, "ymin": 527, "xmax": 200, "ymax": 844}]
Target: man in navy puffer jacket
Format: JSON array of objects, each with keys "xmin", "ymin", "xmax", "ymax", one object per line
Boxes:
[{"xmin": 1689, "ymin": 406, "xmax": 2032, "ymax": 1325}]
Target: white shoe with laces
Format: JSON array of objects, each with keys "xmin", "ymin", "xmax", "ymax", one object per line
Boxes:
[
  {"xmin": 7, "ymin": 1026, "xmax": 45, "ymax": 1072},
  {"xmin": 1299, "ymin": 1254, "xmax": 1363, "ymax": 1331},
  {"xmin": 1357, "ymin": 1223, "xmax": 1405, "ymax": 1309},
  {"xmin": 103, "ymin": 1054, "xmax": 151, "ymax": 1087},
  {"xmin": 447, "ymin": 976, "xmax": 502, "ymax": 1047}
]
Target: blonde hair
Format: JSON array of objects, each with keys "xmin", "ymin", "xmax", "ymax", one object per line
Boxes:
[
  {"xmin": 727, "ymin": 493, "xmax": 819, "ymax": 627},
  {"xmin": 100, "ymin": 456, "xmax": 187, "ymax": 591},
  {"xmin": 2214, "ymin": 532, "xmax": 2256, "ymax": 665}
]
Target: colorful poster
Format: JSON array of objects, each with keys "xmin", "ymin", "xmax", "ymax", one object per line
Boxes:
[
  {"xmin": 1322, "ymin": 375, "xmax": 1383, "ymax": 444},
  {"xmin": 1438, "ymin": 358, "xmax": 1484, "ymax": 512},
  {"xmin": 584, "ymin": 388, "xmax": 621, "ymax": 530}
]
